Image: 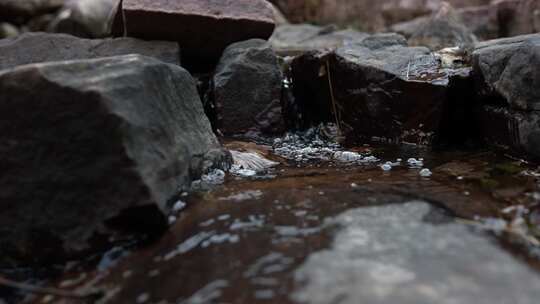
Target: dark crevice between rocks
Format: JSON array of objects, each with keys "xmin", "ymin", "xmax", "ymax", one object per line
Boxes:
[
  {"xmin": 289, "ymin": 51, "xmax": 335, "ymax": 130},
  {"xmin": 433, "ymin": 72, "xmax": 483, "ymax": 149},
  {"xmin": 104, "ymin": 204, "xmax": 168, "ymax": 240},
  {"xmin": 195, "ymin": 73, "xmax": 219, "ymax": 134},
  {"xmin": 286, "ymin": 50, "xmax": 481, "ymax": 149},
  {"xmin": 182, "ymin": 54, "xmax": 221, "ymax": 75}
]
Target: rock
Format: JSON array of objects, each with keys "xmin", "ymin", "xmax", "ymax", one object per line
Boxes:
[
  {"xmin": 391, "ymin": 5, "xmax": 499, "ymax": 41},
  {"xmin": 27, "ymin": 13, "xmax": 56, "ymax": 32},
  {"xmin": 390, "ymin": 17, "xmax": 429, "ymax": 38},
  {"xmin": 230, "ymin": 150, "xmax": 279, "ymax": 174},
  {"xmin": 270, "ymin": 3, "xmax": 289, "ymax": 25},
  {"xmin": 270, "ymin": 0, "xmax": 491, "ymax": 32},
  {"xmin": 477, "ymin": 105, "xmax": 540, "ymax": 158},
  {"xmin": 213, "ymin": 39, "xmax": 284, "ymax": 136},
  {"xmin": 0, "ymin": 22, "xmax": 19, "ymax": 39},
  {"xmin": 0, "ymin": 54, "xmax": 227, "ymax": 266},
  {"xmin": 457, "ymin": 5, "xmax": 499, "ymax": 40},
  {"xmin": 294, "ymin": 201, "xmax": 540, "ymax": 304},
  {"xmin": 473, "ymin": 34, "xmax": 540, "ymax": 111},
  {"xmin": 269, "ymin": 24, "xmax": 369, "ymax": 55},
  {"xmin": 116, "ymin": 0, "xmax": 275, "ymax": 60},
  {"xmin": 48, "ymin": 0, "xmax": 121, "ymax": 38},
  {"xmin": 359, "ymin": 33, "xmax": 408, "ymax": 49},
  {"xmin": 408, "ymin": 2, "xmax": 477, "ymax": 51},
  {"xmin": 496, "ymin": 0, "xmax": 540, "ymax": 37},
  {"xmin": 0, "ymin": 32, "xmax": 180, "ymax": 71},
  {"xmin": 0, "ymin": 0, "xmax": 64, "ymax": 24},
  {"xmin": 290, "ymin": 38, "xmax": 461, "ymax": 145},
  {"xmin": 473, "ymin": 34, "xmax": 540, "ymax": 158}
]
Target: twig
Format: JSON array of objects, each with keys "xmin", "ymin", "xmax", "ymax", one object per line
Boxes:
[
  {"xmin": 325, "ymin": 59, "xmax": 342, "ymax": 136},
  {"xmin": 0, "ymin": 275, "xmax": 100, "ymax": 300}
]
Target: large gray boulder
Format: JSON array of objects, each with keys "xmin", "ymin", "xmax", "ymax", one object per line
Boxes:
[
  {"xmin": 290, "ymin": 36, "xmax": 464, "ymax": 145},
  {"xmin": 0, "ymin": 32, "xmax": 180, "ymax": 71},
  {"xmin": 473, "ymin": 34, "xmax": 540, "ymax": 111},
  {"xmin": 213, "ymin": 39, "xmax": 284, "ymax": 136},
  {"xmin": 294, "ymin": 201, "xmax": 540, "ymax": 304},
  {"xmin": 116, "ymin": 0, "xmax": 275, "ymax": 59},
  {"xmin": 0, "ymin": 54, "xmax": 227, "ymax": 266},
  {"xmin": 473, "ymin": 34, "xmax": 540, "ymax": 159}
]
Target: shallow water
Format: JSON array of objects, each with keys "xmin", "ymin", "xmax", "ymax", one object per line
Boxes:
[{"xmin": 17, "ymin": 139, "xmax": 540, "ymax": 304}]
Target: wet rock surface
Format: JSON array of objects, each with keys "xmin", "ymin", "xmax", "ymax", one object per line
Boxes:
[
  {"xmin": 294, "ymin": 202, "xmax": 540, "ymax": 304},
  {"xmin": 473, "ymin": 33, "xmax": 540, "ymax": 111},
  {"xmin": 478, "ymin": 105, "xmax": 540, "ymax": 158},
  {"xmin": 116, "ymin": 0, "xmax": 275, "ymax": 59},
  {"xmin": 290, "ymin": 38, "xmax": 463, "ymax": 145},
  {"xmin": 213, "ymin": 39, "xmax": 284, "ymax": 136},
  {"xmin": 0, "ymin": 54, "xmax": 223, "ymax": 267},
  {"xmin": 0, "ymin": 32, "xmax": 180, "ymax": 70},
  {"xmin": 472, "ymin": 33, "xmax": 540, "ymax": 156}
]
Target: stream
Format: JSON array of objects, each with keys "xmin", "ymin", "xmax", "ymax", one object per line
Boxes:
[{"xmin": 17, "ymin": 130, "xmax": 540, "ymax": 304}]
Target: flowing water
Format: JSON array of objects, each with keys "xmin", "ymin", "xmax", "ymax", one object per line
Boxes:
[{"xmin": 13, "ymin": 131, "xmax": 540, "ymax": 303}]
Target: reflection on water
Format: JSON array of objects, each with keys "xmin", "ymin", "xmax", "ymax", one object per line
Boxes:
[{"xmin": 23, "ymin": 139, "xmax": 540, "ymax": 304}]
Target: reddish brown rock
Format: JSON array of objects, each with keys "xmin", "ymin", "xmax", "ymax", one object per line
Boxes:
[
  {"xmin": 269, "ymin": 0, "xmax": 490, "ymax": 32},
  {"xmin": 116, "ymin": 0, "xmax": 276, "ymax": 60}
]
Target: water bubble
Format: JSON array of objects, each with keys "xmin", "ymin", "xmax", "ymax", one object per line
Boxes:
[
  {"xmin": 407, "ymin": 158, "xmax": 424, "ymax": 168},
  {"xmin": 419, "ymin": 168, "xmax": 432, "ymax": 177},
  {"xmin": 172, "ymin": 200, "xmax": 186, "ymax": 212},
  {"xmin": 136, "ymin": 293, "xmax": 150, "ymax": 303},
  {"xmin": 334, "ymin": 151, "xmax": 363, "ymax": 162},
  {"xmin": 381, "ymin": 164, "xmax": 392, "ymax": 171},
  {"xmin": 202, "ymin": 169, "xmax": 226, "ymax": 184}
]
